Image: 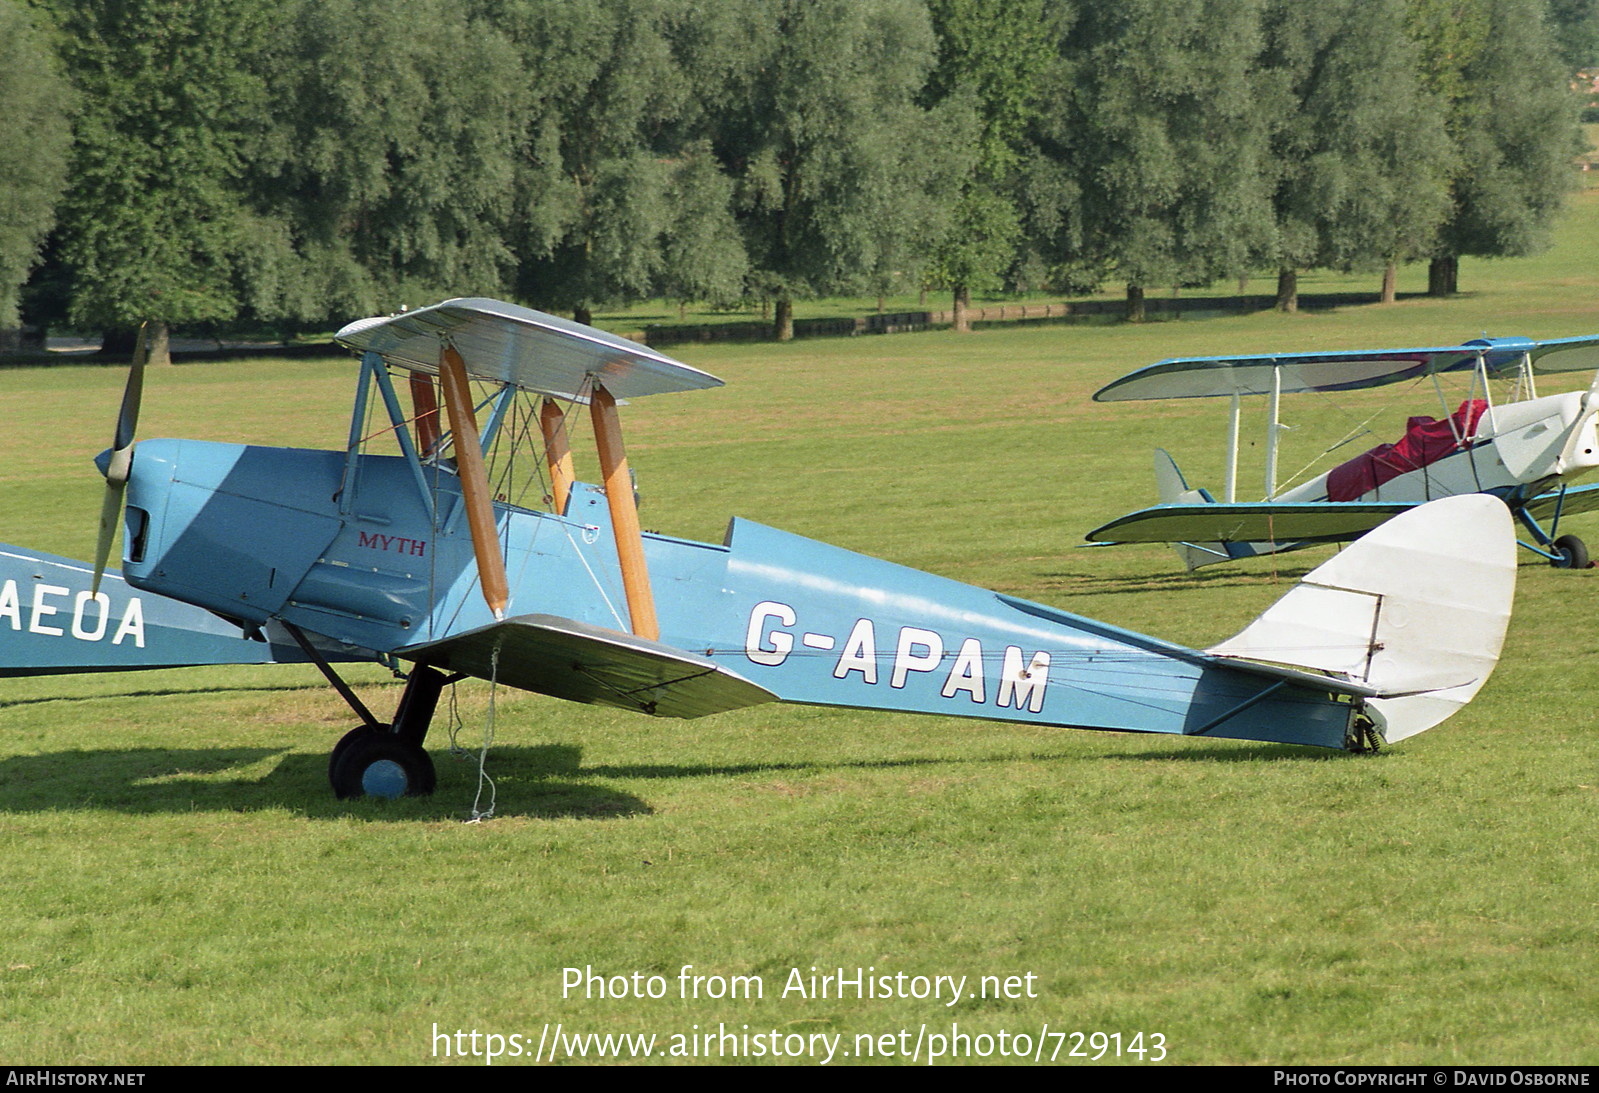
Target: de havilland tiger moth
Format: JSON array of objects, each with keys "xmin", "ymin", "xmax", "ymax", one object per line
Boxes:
[
  {"xmin": 1087, "ymin": 335, "xmax": 1599, "ymax": 570},
  {"xmin": 0, "ymin": 300, "xmax": 1520, "ymax": 798}
]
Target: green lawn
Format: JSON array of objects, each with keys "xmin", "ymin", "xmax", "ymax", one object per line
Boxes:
[{"xmin": 4, "ymin": 196, "xmax": 1599, "ymax": 1066}]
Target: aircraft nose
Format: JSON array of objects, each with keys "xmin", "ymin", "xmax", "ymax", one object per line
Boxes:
[{"xmin": 93, "ymin": 447, "xmax": 112, "ymax": 478}]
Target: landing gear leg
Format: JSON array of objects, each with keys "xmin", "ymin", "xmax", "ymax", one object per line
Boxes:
[
  {"xmin": 329, "ymin": 665, "xmax": 451, "ymax": 800},
  {"xmin": 280, "ymin": 623, "xmax": 456, "ymax": 800},
  {"xmin": 1344, "ymin": 711, "xmax": 1383, "ymax": 753}
]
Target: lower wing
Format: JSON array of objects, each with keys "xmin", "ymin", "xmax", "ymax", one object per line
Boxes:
[{"xmin": 1085, "ymin": 501, "xmax": 1414, "ymax": 545}]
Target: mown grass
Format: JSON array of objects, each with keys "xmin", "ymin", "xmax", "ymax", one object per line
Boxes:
[{"xmin": 4, "ymin": 196, "xmax": 1599, "ymax": 1066}]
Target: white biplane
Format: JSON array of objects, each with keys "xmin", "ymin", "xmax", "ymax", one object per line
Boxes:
[{"xmin": 1086, "ymin": 335, "xmax": 1599, "ymax": 569}]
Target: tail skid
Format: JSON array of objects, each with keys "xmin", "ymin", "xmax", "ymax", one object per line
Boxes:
[{"xmin": 1205, "ymin": 495, "xmax": 1516, "ymax": 742}]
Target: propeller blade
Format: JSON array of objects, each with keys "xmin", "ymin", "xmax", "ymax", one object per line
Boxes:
[{"xmin": 91, "ymin": 324, "xmax": 148, "ymax": 594}]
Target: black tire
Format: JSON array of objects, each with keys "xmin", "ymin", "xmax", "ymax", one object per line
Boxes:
[
  {"xmin": 1552, "ymin": 534, "xmax": 1590, "ymax": 570},
  {"xmin": 330, "ymin": 733, "xmax": 437, "ymax": 800},
  {"xmin": 328, "ymin": 724, "xmax": 387, "ymax": 783}
]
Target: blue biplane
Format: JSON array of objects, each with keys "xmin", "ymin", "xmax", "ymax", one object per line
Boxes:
[
  {"xmin": 1087, "ymin": 335, "xmax": 1599, "ymax": 569},
  {"xmin": 0, "ymin": 301, "xmax": 1521, "ymax": 798}
]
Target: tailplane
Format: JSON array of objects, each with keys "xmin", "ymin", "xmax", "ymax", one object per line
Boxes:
[
  {"xmin": 1205, "ymin": 494, "xmax": 1515, "ymax": 743},
  {"xmin": 1153, "ymin": 449, "xmax": 1228, "ymax": 571}
]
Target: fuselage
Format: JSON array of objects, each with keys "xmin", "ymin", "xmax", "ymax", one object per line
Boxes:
[
  {"xmin": 118, "ymin": 436, "xmax": 1362, "ymax": 748},
  {"xmin": 1275, "ymin": 389, "xmax": 1599, "ymax": 507}
]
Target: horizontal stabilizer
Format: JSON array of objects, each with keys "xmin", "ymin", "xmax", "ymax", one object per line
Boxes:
[
  {"xmin": 1087, "ymin": 500, "xmax": 1412, "ymax": 545},
  {"xmin": 1205, "ymin": 495, "xmax": 1516, "ymax": 741},
  {"xmin": 397, "ymin": 613, "xmax": 777, "ymax": 718}
]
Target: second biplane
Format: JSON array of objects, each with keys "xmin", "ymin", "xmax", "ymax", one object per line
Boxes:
[
  {"xmin": 1086, "ymin": 335, "xmax": 1599, "ymax": 569},
  {"xmin": 9, "ymin": 300, "xmax": 1522, "ymax": 799}
]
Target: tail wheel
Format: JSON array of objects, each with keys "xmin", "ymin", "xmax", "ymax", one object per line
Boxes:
[
  {"xmin": 330, "ymin": 732, "xmax": 436, "ymax": 799},
  {"xmin": 1551, "ymin": 534, "xmax": 1591, "ymax": 570}
]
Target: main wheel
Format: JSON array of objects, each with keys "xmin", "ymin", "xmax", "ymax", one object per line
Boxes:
[
  {"xmin": 330, "ymin": 732, "xmax": 437, "ymax": 800},
  {"xmin": 328, "ymin": 724, "xmax": 386, "ymax": 782},
  {"xmin": 1551, "ymin": 534, "xmax": 1590, "ymax": 569}
]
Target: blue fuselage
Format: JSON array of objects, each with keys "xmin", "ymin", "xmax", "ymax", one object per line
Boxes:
[{"xmin": 121, "ymin": 438, "xmax": 1357, "ymax": 749}]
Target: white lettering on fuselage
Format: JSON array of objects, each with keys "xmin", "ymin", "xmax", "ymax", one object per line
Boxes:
[
  {"xmin": 0, "ymin": 580, "xmax": 146, "ymax": 647},
  {"xmin": 744, "ymin": 600, "xmax": 1050, "ymax": 712}
]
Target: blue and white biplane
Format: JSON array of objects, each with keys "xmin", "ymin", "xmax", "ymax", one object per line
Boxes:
[
  {"xmin": 0, "ymin": 301, "xmax": 1522, "ymax": 798},
  {"xmin": 1087, "ymin": 335, "xmax": 1599, "ymax": 569}
]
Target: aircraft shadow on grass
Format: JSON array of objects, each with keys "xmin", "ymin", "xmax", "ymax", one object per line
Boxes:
[
  {"xmin": 0, "ymin": 737, "xmax": 1338, "ymax": 820},
  {"xmin": 0, "ymin": 744, "xmax": 647, "ymax": 821}
]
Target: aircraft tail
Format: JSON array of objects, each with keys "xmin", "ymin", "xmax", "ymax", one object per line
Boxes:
[
  {"xmin": 1153, "ymin": 449, "xmax": 1229, "ymax": 571},
  {"xmin": 1205, "ymin": 494, "xmax": 1515, "ymax": 743}
]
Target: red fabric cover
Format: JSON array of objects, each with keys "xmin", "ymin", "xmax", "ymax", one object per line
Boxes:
[{"xmin": 1326, "ymin": 400, "xmax": 1487, "ymax": 502}]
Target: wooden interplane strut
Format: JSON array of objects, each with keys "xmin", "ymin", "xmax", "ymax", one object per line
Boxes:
[
  {"xmin": 589, "ymin": 383, "xmax": 660, "ymax": 641},
  {"xmin": 439, "ymin": 344, "xmax": 510, "ymax": 619}
]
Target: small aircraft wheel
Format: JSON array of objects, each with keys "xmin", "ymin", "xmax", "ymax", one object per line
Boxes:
[
  {"xmin": 330, "ymin": 733, "xmax": 436, "ymax": 800},
  {"xmin": 1551, "ymin": 534, "xmax": 1591, "ymax": 570},
  {"xmin": 328, "ymin": 724, "xmax": 387, "ymax": 782}
]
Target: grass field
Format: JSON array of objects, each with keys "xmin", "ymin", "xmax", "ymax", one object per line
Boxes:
[{"xmin": 5, "ymin": 198, "xmax": 1599, "ymax": 1066}]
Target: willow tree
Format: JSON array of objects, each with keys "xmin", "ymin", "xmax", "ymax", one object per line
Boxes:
[
  {"xmin": 1042, "ymin": 0, "xmax": 1274, "ymax": 321},
  {"xmin": 1410, "ymin": 0, "xmax": 1582, "ymax": 295},
  {"xmin": 1257, "ymin": 0, "xmax": 1452, "ymax": 310},
  {"xmin": 254, "ymin": 0, "xmax": 528, "ymax": 321},
  {"xmin": 39, "ymin": 0, "xmax": 284, "ymax": 361},
  {"xmin": 699, "ymin": 0, "xmax": 959, "ymax": 340},
  {"xmin": 0, "ymin": 1, "xmax": 72, "ymax": 339},
  {"xmin": 921, "ymin": 0, "xmax": 1060, "ymax": 331}
]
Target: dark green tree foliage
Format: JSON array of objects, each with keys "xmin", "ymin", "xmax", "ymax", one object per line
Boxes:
[
  {"xmin": 257, "ymin": 0, "xmax": 527, "ymax": 320},
  {"xmin": 43, "ymin": 0, "xmax": 282, "ymax": 352},
  {"xmin": 1043, "ymin": 0, "xmax": 1274, "ymax": 319},
  {"xmin": 657, "ymin": 143, "xmax": 748, "ymax": 314},
  {"xmin": 1548, "ymin": 0, "xmax": 1599, "ymax": 69},
  {"xmin": 1257, "ymin": 0, "xmax": 1452, "ymax": 310},
  {"xmin": 500, "ymin": 0, "xmax": 722, "ymax": 323},
  {"xmin": 702, "ymin": 0, "xmax": 956, "ymax": 339},
  {"xmin": 1412, "ymin": 0, "xmax": 1582, "ymax": 293},
  {"xmin": 0, "ymin": 1, "xmax": 72, "ymax": 332},
  {"xmin": 922, "ymin": 0, "xmax": 1058, "ymax": 330}
]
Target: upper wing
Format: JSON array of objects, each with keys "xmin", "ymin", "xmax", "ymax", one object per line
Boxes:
[
  {"xmin": 1094, "ymin": 334, "xmax": 1599, "ymax": 402},
  {"xmin": 394, "ymin": 613, "xmax": 776, "ymax": 718},
  {"xmin": 1086, "ymin": 501, "xmax": 1414, "ymax": 545},
  {"xmin": 334, "ymin": 297, "xmax": 722, "ymax": 401}
]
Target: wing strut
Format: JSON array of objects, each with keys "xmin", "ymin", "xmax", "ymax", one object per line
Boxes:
[
  {"xmin": 590, "ymin": 383, "xmax": 660, "ymax": 641},
  {"xmin": 540, "ymin": 397, "xmax": 575, "ymax": 516},
  {"xmin": 410, "ymin": 372, "xmax": 441, "ymax": 457},
  {"xmin": 439, "ymin": 343, "xmax": 510, "ymax": 619}
]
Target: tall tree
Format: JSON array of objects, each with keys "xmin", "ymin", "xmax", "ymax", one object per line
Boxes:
[
  {"xmin": 656, "ymin": 142, "xmax": 748, "ymax": 316},
  {"xmin": 1410, "ymin": 0, "xmax": 1582, "ymax": 295},
  {"xmin": 700, "ymin": 0, "xmax": 961, "ymax": 339},
  {"xmin": 922, "ymin": 0, "xmax": 1059, "ymax": 332},
  {"xmin": 500, "ymin": 0, "xmax": 723, "ymax": 325},
  {"xmin": 0, "ymin": 1, "xmax": 72, "ymax": 338},
  {"xmin": 1548, "ymin": 0, "xmax": 1599, "ymax": 69},
  {"xmin": 1257, "ymin": 0, "xmax": 1453, "ymax": 311},
  {"xmin": 256, "ymin": 0, "xmax": 527, "ymax": 322},
  {"xmin": 38, "ymin": 0, "xmax": 288, "ymax": 361},
  {"xmin": 1041, "ymin": 0, "xmax": 1275, "ymax": 321}
]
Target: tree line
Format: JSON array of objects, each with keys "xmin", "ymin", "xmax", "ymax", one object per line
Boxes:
[{"xmin": 1, "ymin": 0, "xmax": 1592, "ymax": 358}]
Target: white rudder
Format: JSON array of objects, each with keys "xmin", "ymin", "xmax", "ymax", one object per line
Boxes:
[{"xmin": 1206, "ymin": 494, "xmax": 1516, "ymax": 742}]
